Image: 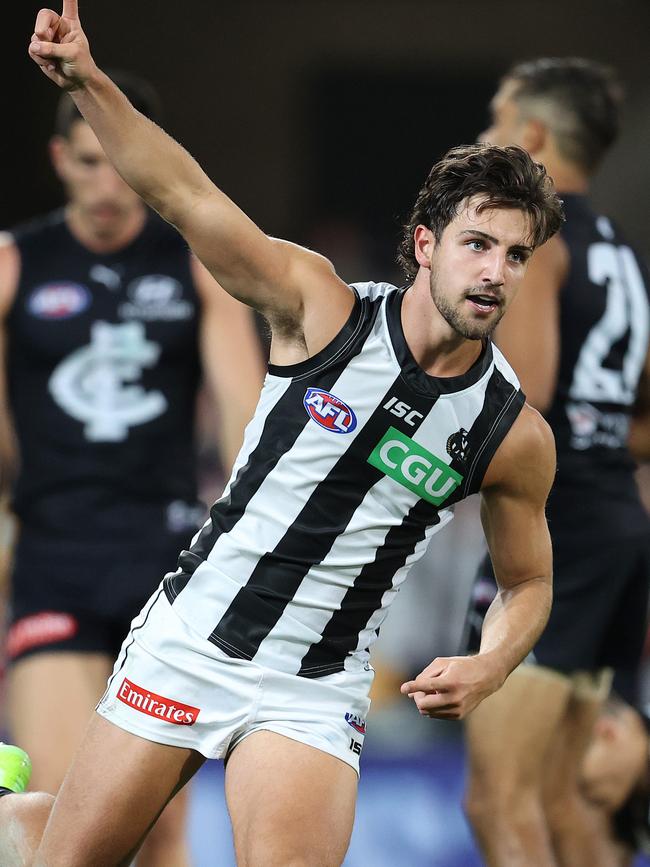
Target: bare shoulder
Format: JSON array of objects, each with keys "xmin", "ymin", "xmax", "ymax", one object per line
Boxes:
[
  {"xmin": 0, "ymin": 234, "xmax": 20, "ymax": 317},
  {"xmin": 482, "ymin": 403, "xmax": 556, "ymax": 499}
]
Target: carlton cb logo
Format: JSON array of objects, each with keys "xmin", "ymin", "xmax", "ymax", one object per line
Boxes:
[{"xmin": 48, "ymin": 320, "xmax": 167, "ymax": 442}]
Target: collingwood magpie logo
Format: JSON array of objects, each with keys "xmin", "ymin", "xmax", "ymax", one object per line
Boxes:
[{"xmin": 446, "ymin": 428, "xmax": 469, "ymax": 463}]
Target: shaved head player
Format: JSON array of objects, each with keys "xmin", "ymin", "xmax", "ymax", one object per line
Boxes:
[{"xmin": 0, "ymin": 3, "xmax": 563, "ymax": 865}]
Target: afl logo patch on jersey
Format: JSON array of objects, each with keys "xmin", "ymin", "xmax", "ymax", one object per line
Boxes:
[
  {"xmin": 304, "ymin": 388, "xmax": 357, "ymax": 434},
  {"xmin": 345, "ymin": 712, "xmax": 366, "ymax": 734},
  {"xmin": 27, "ymin": 282, "xmax": 90, "ymax": 320}
]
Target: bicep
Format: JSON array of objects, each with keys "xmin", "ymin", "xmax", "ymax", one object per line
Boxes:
[{"xmin": 480, "ymin": 406, "xmax": 556, "ymax": 591}]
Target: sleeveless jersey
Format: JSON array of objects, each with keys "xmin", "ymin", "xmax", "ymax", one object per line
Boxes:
[
  {"xmin": 164, "ymin": 281, "xmax": 525, "ymax": 678},
  {"xmin": 7, "ymin": 209, "xmax": 202, "ymax": 541},
  {"xmin": 544, "ymin": 195, "xmax": 650, "ymax": 540}
]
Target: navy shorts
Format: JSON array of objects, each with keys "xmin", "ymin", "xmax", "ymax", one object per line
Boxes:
[
  {"xmin": 462, "ymin": 534, "xmax": 650, "ymax": 705},
  {"xmin": 6, "ymin": 528, "xmax": 192, "ymax": 664}
]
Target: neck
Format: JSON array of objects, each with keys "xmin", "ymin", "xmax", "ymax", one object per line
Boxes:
[
  {"xmin": 401, "ymin": 275, "xmax": 483, "ymax": 378},
  {"xmin": 533, "ymin": 155, "xmax": 590, "ymax": 195},
  {"xmin": 64, "ymin": 203, "xmax": 147, "ymax": 254}
]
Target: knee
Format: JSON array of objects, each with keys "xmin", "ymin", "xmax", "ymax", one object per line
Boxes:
[{"xmin": 464, "ymin": 778, "xmax": 545, "ymax": 836}]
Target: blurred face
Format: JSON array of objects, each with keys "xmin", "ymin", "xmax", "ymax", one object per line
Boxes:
[
  {"xmin": 580, "ymin": 708, "xmax": 648, "ymax": 812},
  {"xmin": 423, "ymin": 196, "xmax": 534, "ymax": 340},
  {"xmin": 480, "ymin": 79, "xmax": 526, "ymax": 148},
  {"xmin": 50, "ymin": 120, "xmax": 142, "ymax": 236}
]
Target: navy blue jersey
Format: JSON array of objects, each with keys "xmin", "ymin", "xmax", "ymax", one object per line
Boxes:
[
  {"xmin": 7, "ymin": 209, "xmax": 203, "ymax": 541},
  {"xmin": 544, "ymin": 195, "xmax": 650, "ymax": 540}
]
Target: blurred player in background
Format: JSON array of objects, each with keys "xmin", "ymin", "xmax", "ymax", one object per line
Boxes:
[
  {"xmin": 0, "ymin": 72, "xmax": 263, "ymax": 865},
  {"xmin": 463, "ymin": 58, "xmax": 650, "ymax": 867},
  {"xmin": 580, "ymin": 694, "xmax": 650, "ymax": 866}
]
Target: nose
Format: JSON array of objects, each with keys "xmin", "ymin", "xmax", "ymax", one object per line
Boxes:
[
  {"xmin": 482, "ymin": 251, "xmax": 506, "ymax": 287},
  {"xmin": 97, "ymin": 162, "xmax": 130, "ymax": 197}
]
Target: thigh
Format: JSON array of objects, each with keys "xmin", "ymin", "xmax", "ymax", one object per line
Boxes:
[
  {"xmin": 36, "ymin": 713, "xmax": 204, "ymax": 867},
  {"xmin": 225, "ymin": 730, "xmax": 358, "ymax": 867},
  {"xmin": 465, "ymin": 666, "xmax": 572, "ymax": 787},
  {"xmin": 7, "ymin": 651, "xmax": 113, "ymax": 793}
]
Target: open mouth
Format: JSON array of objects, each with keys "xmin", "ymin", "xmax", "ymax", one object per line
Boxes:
[{"xmin": 466, "ymin": 294, "xmax": 500, "ymax": 313}]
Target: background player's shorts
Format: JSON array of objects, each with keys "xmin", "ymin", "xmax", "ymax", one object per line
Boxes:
[
  {"xmin": 96, "ymin": 586, "xmax": 373, "ymax": 775},
  {"xmin": 6, "ymin": 528, "xmax": 190, "ymax": 663},
  {"xmin": 462, "ymin": 534, "xmax": 650, "ymax": 705}
]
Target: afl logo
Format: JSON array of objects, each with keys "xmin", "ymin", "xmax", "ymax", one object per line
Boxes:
[
  {"xmin": 345, "ymin": 712, "xmax": 366, "ymax": 734},
  {"xmin": 303, "ymin": 387, "xmax": 357, "ymax": 434},
  {"xmin": 28, "ymin": 282, "xmax": 90, "ymax": 320}
]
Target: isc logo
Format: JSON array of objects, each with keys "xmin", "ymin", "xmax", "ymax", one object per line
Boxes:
[
  {"xmin": 383, "ymin": 396, "xmax": 423, "ymax": 427},
  {"xmin": 304, "ymin": 388, "xmax": 357, "ymax": 434}
]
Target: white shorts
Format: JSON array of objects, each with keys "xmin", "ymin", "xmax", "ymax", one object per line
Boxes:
[{"xmin": 96, "ymin": 585, "xmax": 373, "ymax": 775}]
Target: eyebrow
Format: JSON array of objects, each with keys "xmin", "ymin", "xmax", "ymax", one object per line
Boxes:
[{"xmin": 459, "ymin": 229, "xmax": 534, "ymax": 254}]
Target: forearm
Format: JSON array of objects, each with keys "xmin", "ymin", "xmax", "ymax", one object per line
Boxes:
[
  {"xmin": 629, "ymin": 413, "xmax": 650, "ymax": 462},
  {"xmin": 478, "ymin": 576, "xmax": 552, "ymax": 686},
  {"xmin": 72, "ymin": 68, "xmax": 214, "ymax": 224}
]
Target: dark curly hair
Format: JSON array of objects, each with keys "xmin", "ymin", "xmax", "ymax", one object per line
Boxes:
[
  {"xmin": 505, "ymin": 57, "xmax": 623, "ymax": 175},
  {"xmin": 397, "ymin": 143, "xmax": 564, "ymax": 281}
]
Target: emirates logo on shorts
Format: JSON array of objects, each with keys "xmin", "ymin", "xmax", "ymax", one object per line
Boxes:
[{"xmin": 117, "ymin": 678, "xmax": 201, "ymax": 726}]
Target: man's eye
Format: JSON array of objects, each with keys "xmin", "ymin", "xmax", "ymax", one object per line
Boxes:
[
  {"xmin": 467, "ymin": 240, "xmax": 484, "ymax": 251},
  {"xmin": 508, "ymin": 251, "xmax": 527, "ymax": 264}
]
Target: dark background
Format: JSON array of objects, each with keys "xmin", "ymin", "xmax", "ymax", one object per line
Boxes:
[{"xmin": 6, "ymin": 0, "xmax": 649, "ymax": 282}]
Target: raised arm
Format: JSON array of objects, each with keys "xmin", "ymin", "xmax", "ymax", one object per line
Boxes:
[
  {"xmin": 28, "ymin": 1, "xmax": 352, "ymax": 338},
  {"xmin": 400, "ymin": 404, "xmax": 555, "ymax": 719}
]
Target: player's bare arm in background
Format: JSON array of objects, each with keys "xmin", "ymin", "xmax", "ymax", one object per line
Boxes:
[
  {"xmin": 629, "ymin": 345, "xmax": 650, "ymax": 462},
  {"xmin": 401, "ymin": 405, "xmax": 555, "ymax": 719},
  {"xmin": 28, "ymin": 0, "xmax": 352, "ymax": 358},
  {"xmin": 0, "ymin": 238, "xmax": 20, "ymax": 498}
]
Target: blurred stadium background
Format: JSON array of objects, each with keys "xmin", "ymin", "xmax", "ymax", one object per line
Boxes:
[{"xmin": 3, "ymin": 1, "xmax": 650, "ymax": 864}]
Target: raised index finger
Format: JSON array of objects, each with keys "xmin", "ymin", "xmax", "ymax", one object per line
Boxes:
[{"xmin": 62, "ymin": 0, "xmax": 78, "ymax": 19}]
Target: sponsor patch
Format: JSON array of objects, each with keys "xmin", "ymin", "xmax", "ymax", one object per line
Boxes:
[
  {"xmin": 27, "ymin": 282, "xmax": 90, "ymax": 319},
  {"xmin": 117, "ymin": 678, "xmax": 201, "ymax": 726},
  {"xmin": 303, "ymin": 388, "xmax": 357, "ymax": 434},
  {"xmin": 368, "ymin": 426, "xmax": 463, "ymax": 506},
  {"xmin": 345, "ymin": 712, "xmax": 366, "ymax": 734},
  {"xmin": 119, "ymin": 275, "xmax": 193, "ymax": 321},
  {"xmin": 6, "ymin": 612, "xmax": 79, "ymax": 659}
]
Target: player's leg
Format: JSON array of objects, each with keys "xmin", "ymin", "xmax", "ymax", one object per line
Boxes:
[
  {"xmin": 225, "ymin": 730, "xmax": 357, "ymax": 867},
  {"xmin": 464, "ymin": 665, "xmax": 572, "ymax": 866},
  {"xmin": 7, "ymin": 650, "xmax": 113, "ymax": 792},
  {"xmin": 136, "ymin": 786, "xmax": 191, "ymax": 867},
  {"xmin": 0, "ymin": 712, "xmax": 203, "ymax": 867},
  {"xmin": 542, "ymin": 672, "xmax": 612, "ymax": 867}
]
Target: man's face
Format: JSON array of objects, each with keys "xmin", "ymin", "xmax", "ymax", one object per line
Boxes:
[
  {"xmin": 51, "ymin": 120, "xmax": 142, "ymax": 234},
  {"xmin": 580, "ymin": 708, "xmax": 648, "ymax": 812},
  {"xmin": 427, "ymin": 197, "xmax": 534, "ymax": 340},
  {"xmin": 480, "ymin": 79, "xmax": 526, "ymax": 148}
]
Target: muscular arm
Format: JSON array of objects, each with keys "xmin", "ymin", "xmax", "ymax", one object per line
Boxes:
[
  {"xmin": 192, "ymin": 257, "xmax": 265, "ymax": 472},
  {"xmin": 0, "ymin": 237, "xmax": 20, "ymax": 499},
  {"xmin": 29, "ymin": 1, "xmax": 353, "ymax": 345},
  {"xmin": 629, "ymin": 342, "xmax": 650, "ymax": 462},
  {"xmin": 477, "ymin": 405, "xmax": 555, "ymax": 678},
  {"xmin": 401, "ymin": 404, "xmax": 555, "ymax": 719},
  {"xmin": 494, "ymin": 234, "xmax": 568, "ymax": 413}
]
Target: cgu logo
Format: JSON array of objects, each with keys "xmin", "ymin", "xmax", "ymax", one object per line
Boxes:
[
  {"xmin": 368, "ymin": 426, "xmax": 463, "ymax": 506},
  {"xmin": 304, "ymin": 388, "xmax": 357, "ymax": 434}
]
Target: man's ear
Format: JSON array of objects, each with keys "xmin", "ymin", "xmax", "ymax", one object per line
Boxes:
[
  {"xmin": 520, "ymin": 118, "xmax": 547, "ymax": 157},
  {"xmin": 413, "ymin": 225, "xmax": 435, "ymax": 270},
  {"xmin": 49, "ymin": 135, "xmax": 68, "ymax": 179}
]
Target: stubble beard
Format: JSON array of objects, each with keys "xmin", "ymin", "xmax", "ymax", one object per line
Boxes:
[{"xmin": 429, "ymin": 266, "xmax": 505, "ymax": 341}]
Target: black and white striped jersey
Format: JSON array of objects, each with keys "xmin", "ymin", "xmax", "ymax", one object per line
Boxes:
[{"xmin": 164, "ymin": 281, "xmax": 525, "ymax": 677}]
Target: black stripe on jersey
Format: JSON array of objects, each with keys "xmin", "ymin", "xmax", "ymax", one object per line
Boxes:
[
  {"xmin": 298, "ymin": 500, "xmax": 440, "ymax": 678},
  {"xmin": 459, "ymin": 370, "xmax": 525, "ymax": 498},
  {"xmin": 207, "ymin": 378, "xmax": 435, "ymax": 661},
  {"xmin": 164, "ymin": 293, "xmax": 382, "ymax": 603}
]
